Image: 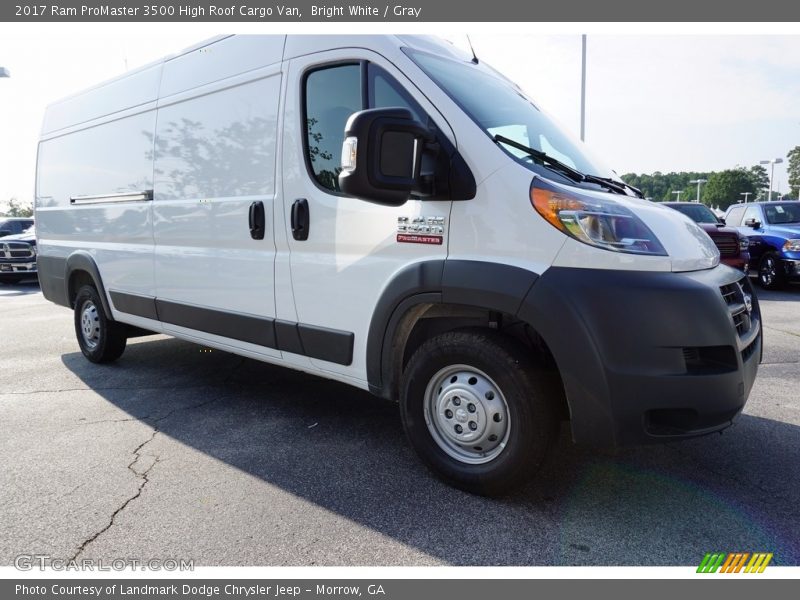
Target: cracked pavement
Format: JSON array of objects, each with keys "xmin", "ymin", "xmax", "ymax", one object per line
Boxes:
[{"xmin": 0, "ymin": 279, "xmax": 798, "ymax": 566}]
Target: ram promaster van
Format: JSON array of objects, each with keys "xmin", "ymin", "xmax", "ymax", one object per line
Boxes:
[{"xmin": 35, "ymin": 35, "xmax": 761, "ymax": 495}]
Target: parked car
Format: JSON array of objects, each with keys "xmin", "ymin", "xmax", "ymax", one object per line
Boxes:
[
  {"xmin": 0, "ymin": 217, "xmax": 34, "ymax": 238},
  {"xmin": 663, "ymin": 202, "xmax": 749, "ymax": 272},
  {"xmin": 34, "ymin": 34, "xmax": 760, "ymax": 495},
  {"xmin": 724, "ymin": 201, "xmax": 800, "ymax": 289},
  {"xmin": 0, "ymin": 225, "xmax": 37, "ymax": 284}
]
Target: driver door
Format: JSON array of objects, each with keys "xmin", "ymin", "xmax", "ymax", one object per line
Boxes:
[{"xmin": 277, "ymin": 50, "xmax": 454, "ymax": 382}]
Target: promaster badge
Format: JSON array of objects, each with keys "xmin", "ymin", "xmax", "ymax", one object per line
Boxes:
[{"xmin": 397, "ymin": 216, "xmax": 445, "ymax": 245}]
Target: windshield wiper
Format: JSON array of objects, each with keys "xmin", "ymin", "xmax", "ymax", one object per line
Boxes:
[
  {"xmin": 584, "ymin": 175, "xmax": 644, "ymax": 198},
  {"xmin": 493, "ymin": 134, "xmax": 585, "ymax": 183},
  {"xmin": 493, "ymin": 134, "xmax": 636, "ymax": 196}
]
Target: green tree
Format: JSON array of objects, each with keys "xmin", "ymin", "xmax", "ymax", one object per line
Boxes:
[
  {"xmin": 749, "ymin": 165, "xmax": 769, "ymax": 199},
  {"xmin": 788, "ymin": 146, "xmax": 800, "ymax": 200},
  {"xmin": 620, "ymin": 171, "xmax": 710, "ymax": 202},
  {"xmin": 4, "ymin": 198, "xmax": 33, "ymax": 217},
  {"xmin": 702, "ymin": 169, "xmax": 757, "ymax": 211}
]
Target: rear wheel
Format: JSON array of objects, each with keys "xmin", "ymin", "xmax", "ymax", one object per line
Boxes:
[
  {"xmin": 74, "ymin": 284, "xmax": 127, "ymax": 363},
  {"xmin": 400, "ymin": 330, "xmax": 558, "ymax": 496},
  {"xmin": 758, "ymin": 253, "xmax": 785, "ymax": 290}
]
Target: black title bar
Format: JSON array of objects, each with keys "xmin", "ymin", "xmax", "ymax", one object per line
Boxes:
[
  {"xmin": 4, "ymin": 579, "xmax": 798, "ymax": 600},
  {"xmin": 3, "ymin": 0, "xmax": 800, "ymax": 22}
]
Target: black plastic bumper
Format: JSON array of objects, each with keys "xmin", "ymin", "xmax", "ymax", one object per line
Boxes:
[{"xmin": 519, "ymin": 265, "xmax": 761, "ymax": 448}]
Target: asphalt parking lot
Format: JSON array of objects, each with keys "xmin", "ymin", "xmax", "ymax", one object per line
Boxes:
[{"xmin": 1, "ymin": 278, "xmax": 798, "ymax": 567}]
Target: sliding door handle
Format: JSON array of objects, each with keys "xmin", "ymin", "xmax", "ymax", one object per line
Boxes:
[{"xmin": 249, "ymin": 201, "xmax": 265, "ymax": 240}]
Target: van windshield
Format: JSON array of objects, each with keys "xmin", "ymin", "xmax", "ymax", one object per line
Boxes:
[{"xmin": 405, "ymin": 49, "xmax": 619, "ymax": 186}]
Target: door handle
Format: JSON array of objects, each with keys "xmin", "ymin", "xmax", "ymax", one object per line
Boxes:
[
  {"xmin": 249, "ymin": 201, "xmax": 265, "ymax": 240},
  {"xmin": 291, "ymin": 198, "xmax": 310, "ymax": 241}
]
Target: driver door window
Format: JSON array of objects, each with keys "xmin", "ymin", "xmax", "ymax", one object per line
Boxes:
[{"xmin": 304, "ymin": 62, "xmax": 425, "ymax": 193}]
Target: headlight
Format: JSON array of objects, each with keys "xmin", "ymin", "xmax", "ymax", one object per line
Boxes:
[
  {"xmin": 530, "ymin": 178, "xmax": 667, "ymax": 256},
  {"xmin": 783, "ymin": 239, "xmax": 800, "ymax": 252},
  {"xmin": 740, "ymin": 236, "xmax": 750, "ymax": 251}
]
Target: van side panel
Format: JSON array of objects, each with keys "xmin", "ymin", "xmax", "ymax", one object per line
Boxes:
[
  {"xmin": 159, "ymin": 35, "xmax": 285, "ymax": 98},
  {"xmin": 149, "ymin": 38, "xmax": 285, "ymax": 358},
  {"xmin": 41, "ymin": 64, "xmax": 161, "ymax": 135},
  {"xmin": 152, "ymin": 73, "xmax": 281, "ymax": 320},
  {"xmin": 36, "ymin": 109, "xmax": 157, "ymax": 299}
]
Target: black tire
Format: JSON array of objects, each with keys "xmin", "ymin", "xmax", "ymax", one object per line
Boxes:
[
  {"xmin": 73, "ymin": 284, "xmax": 127, "ymax": 363},
  {"xmin": 400, "ymin": 330, "xmax": 558, "ymax": 496},
  {"xmin": 758, "ymin": 253, "xmax": 785, "ymax": 290}
]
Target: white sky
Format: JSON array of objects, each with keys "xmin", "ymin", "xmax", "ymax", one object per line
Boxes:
[{"xmin": 0, "ymin": 30, "xmax": 797, "ymax": 209}]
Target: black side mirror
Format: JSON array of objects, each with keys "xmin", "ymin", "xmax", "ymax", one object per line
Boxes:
[
  {"xmin": 338, "ymin": 107, "xmax": 476, "ymax": 206},
  {"xmin": 744, "ymin": 218, "xmax": 761, "ymax": 229},
  {"xmin": 338, "ymin": 107, "xmax": 432, "ymax": 206},
  {"xmin": 717, "ymin": 217, "xmax": 726, "ymax": 225}
]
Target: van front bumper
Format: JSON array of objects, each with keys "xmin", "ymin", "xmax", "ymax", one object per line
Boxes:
[{"xmin": 519, "ymin": 265, "xmax": 761, "ymax": 448}]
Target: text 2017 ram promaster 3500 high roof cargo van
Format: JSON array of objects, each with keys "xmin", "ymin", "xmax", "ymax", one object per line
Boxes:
[{"xmin": 36, "ymin": 35, "xmax": 761, "ymax": 495}]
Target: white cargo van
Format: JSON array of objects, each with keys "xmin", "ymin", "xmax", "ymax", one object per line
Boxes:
[{"xmin": 36, "ymin": 35, "xmax": 761, "ymax": 495}]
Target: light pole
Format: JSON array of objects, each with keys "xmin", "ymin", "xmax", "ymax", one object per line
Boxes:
[
  {"xmin": 740, "ymin": 192, "xmax": 752, "ymax": 204},
  {"xmin": 671, "ymin": 190, "xmax": 684, "ymax": 202},
  {"xmin": 689, "ymin": 179, "xmax": 707, "ymax": 203},
  {"xmin": 580, "ymin": 34, "xmax": 586, "ymax": 142},
  {"xmin": 759, "ymin": 158, "xmax": 783, "ymax": 201}
]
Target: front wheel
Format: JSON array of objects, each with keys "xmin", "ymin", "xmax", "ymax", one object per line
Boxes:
[
  {"xmin": 400, "ymin": 330, "xmax": 558, "ymax": 496},
  {"xmin": 74, "ymin": 284, "xmax": 127, "ymax": 363},
  {"xmin": 758, "ymin": 253, "xmax": 785, "ymax": 290}
]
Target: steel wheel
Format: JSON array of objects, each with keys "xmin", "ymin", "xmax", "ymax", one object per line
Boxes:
[
  {"xmin": 401, "ymin": 330, "xmax": 558, "ymax": 496},
  {"xmin": 423, "ymin": 364, "xmax": 511, "ymax": 465},
  {"xmin": 79, "ymin": 300, "xmax": 101, "ymax": 349},
  {"xmin": 73, "ymin": 284, "xmax": 127, "ymax": 363}
]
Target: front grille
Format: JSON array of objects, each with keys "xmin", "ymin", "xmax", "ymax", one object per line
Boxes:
[
  {"xmin": 1, "ymin": 242, "xmax": 34, "ymax": 259},
  {"xmin": 719, "ymin": 276, "xmax": 759, "ymax": 360},
  {"xmin": 709, "ymin": 233, "xmax": 739, "ymax": 257},
  {"xmin": 741, "ymin": 337, "xmax": 759, "ymax": 362},
  {"xmin": 719, "ymin": 280, "xmax": 752, "ymax": 336},
  {"xmin": 719, "ymin": 282, "xmax": 738, "ymax": 305}
]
